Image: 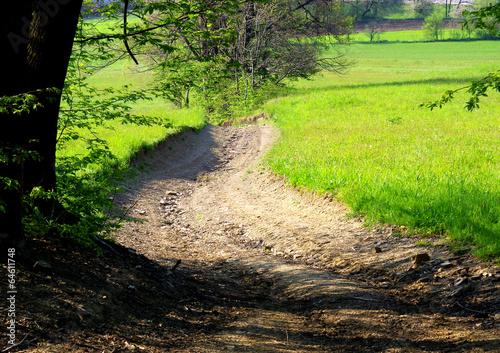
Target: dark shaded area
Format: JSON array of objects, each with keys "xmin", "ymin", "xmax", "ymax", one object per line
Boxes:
[{"xmin": 3, "ymin": 233, "xmax": 499, "ymax": 352}]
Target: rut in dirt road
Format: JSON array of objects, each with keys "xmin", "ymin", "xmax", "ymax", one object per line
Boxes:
[{"xmin": 115, "ymin": 123, "xmax": 500, "ymax": 353}]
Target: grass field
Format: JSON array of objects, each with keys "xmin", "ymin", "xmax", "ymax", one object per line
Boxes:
[
  {"xmin": 57, "ymin": 57, "xmax": 206, "ymax": 166},
  {"xmin": 264, "ymin": 39, "xmax": 500, "ymax": 259},
  {"xmin": 352, "ymin": 28, "xmax": 495, "ymax": 43}
]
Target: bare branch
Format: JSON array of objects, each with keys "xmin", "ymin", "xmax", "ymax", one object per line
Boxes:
[{"xmin": 123, "ymin": 0, "xmax": 139, "ymax": 65}]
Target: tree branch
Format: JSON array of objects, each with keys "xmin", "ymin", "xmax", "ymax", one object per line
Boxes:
[
  {"xmin": 293, "ymin": 0, "xmax": 316, "ymax": 12},
  {"xmin": 123, "ymin": 0, "xmax": 139, "ymax": 65}
]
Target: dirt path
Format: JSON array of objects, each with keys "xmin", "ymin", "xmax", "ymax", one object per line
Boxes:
[{"xmin": 108, "ymin": 123, "xmax": 500, "ymax": 352}]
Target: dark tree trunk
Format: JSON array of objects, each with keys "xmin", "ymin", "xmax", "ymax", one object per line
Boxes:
[{"xmin": 0, "ymin": 0, "xmax": 83, "ymax": 248}]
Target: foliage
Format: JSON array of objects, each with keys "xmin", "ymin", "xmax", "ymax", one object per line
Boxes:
[
  {"xmin": 364, "ymin": 22, "xmax": 383, "ymax": 41},
  {"xmin": 144, "ymin": 0, "xmax": 354, "ymax": 123},
  {"xmin": 422, "ymin": 12, "xmax": 444, "ymax": 40},
  {"xmin": 0, "ymin": 0, "xmax": 205, "ymax": 246},
  {"xmin": 15, "ymin": 30, "xmax": 167, "ymax": 246},
  {"xmin": 423, "ymin": 71, "xmax": 500, "ymax": 111},
  {"xmin": 231, "ymin": 1, "xmax": 353, "ymax": 84},
  {"xmin": 0, "ymin": 143, "xmax": 38, "ymax": 215},
  {"xmin": 342, "ymin": 0, "xmax": 405, "ymax": 20},
  {"xmin": 0, "ymin": 92, "xmax": 47, "ymax": 221},
  {"xmin": 23, "ymin": 151, "xmax": 125, "ymax": 249},
  {"xmin": 423, "ymin": 2, "xmax": 500, "ymax": 111},
  {"xmin": 202, "ymin": 75, "xmax": 280, "ymax": 124},
  {"xmin": 0, "ymin": 89, "xmax": 58, "ymax": 116},
  {"xmin": 462, "ymin": 0, "xmax": 500, "ymax": 38},
  {"xmin": 412, "ymin": 0, "xmax": 434, "ymax": 18}
]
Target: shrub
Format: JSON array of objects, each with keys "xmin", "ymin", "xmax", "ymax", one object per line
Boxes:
[
  {"xmin": 422, "ymin": 12, "xmax": 444, "ymax": 40},
  {"xmin": 364, "ymin": 22, "xmax": 384, "ymax": 42}
]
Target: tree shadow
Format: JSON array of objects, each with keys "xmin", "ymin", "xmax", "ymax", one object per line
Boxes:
[{"xmin": 12, "ymin": 205, "xmax": 499, "ymax": 352}]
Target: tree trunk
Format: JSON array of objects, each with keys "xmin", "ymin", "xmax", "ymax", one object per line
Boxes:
[
  {"xmin": 185, "ymin": 87, "xmax": 190, "ymax": 108},
  {"xmin": 0, "ymin": 0, "xmax": 83, "ymax": 247}
]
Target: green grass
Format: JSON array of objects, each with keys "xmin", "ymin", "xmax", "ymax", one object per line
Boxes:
[
  {"xmin": 59, "ymin": 16, "xmax": 208, "ymax": 167},
  {"xmin": 58, "ymin": 103, "xmax": 205, "ymax": 163},
  {"xmin": 265, "ymin": 38, "xmax": 500, "ymax": 259},
  {"xmin": 57, "ymin": 56, "xmax": 206, "ymax": 166},
  {"xmin": 348, "ymin": 41, "xmax": 499, "ymax": 61}
]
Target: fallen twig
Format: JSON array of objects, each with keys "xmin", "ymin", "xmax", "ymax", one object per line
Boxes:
[
  {"xmin": 456, "ymin": 301, "xmax": 489, "ymax": 316},
  {"xmin": 92, "ymin": 236, "xmax": 119, "ymax": 254},
  {"xmin": 352, "ymin": 296, "xmax": 377, "ymax": 302}
]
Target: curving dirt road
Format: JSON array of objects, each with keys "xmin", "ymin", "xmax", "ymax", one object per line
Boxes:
[{"xmin": 113, "ymin": 123, "xmax": 500, "ymax": 352}]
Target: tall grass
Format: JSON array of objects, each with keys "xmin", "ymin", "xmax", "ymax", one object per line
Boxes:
[{"xmin": 265, "ymin": 39, "xmax": 500, "ymax": 259}]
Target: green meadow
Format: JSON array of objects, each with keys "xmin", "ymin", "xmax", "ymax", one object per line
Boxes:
[
  {"xmin": 264, "ymin": 39, "xmax": 500, "ymax": 259},
  {"xmin": 57, "ymin": 58, "xmax": 206, "ymax": 165}
]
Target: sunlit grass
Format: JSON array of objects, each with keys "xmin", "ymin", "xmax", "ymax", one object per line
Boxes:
[
  {"xmin": 352, "ymin": 29, "xmax": 473, "ymax": 42},
  {"xmin": 58, "ymin": 102, "xmax": 205, "ymax": 164},
  {"xmin": 58, "ymin": 55, "xmax": 206, "ymax": 165},
  {"xmin": 265, "ymin": 39, "xmax": 500, "ymax": 259}
]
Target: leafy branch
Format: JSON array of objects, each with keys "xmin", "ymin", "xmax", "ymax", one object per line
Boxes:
[
  {"xmin": 462, "ymin": 3, "xmax": 500, "ymax": 33},
  {"xmin": 0, "ymin": 88, "xmax": 60, "ymax": 115},
  {"xmin": 422, "ymin": 71, "xmax": 500, "ymax": 111}
]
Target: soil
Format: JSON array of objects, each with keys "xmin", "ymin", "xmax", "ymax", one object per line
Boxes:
[{"xmin": 3, "ymin": 121, "xmax": 499, "ymax": 353}]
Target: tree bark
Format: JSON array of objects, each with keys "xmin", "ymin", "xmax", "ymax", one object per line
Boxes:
[{"xmin": 0, "ymin": 0, "xmax": 83, "ymax": 247}]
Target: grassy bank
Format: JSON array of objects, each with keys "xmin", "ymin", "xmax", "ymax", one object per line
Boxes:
[
  {"xmin": 57, "ymin": 56, "xmax": 206, "ymax": 166},
  {"xmin": 264, "ymin": 39, "xmax": 500, "ymax": 259}
]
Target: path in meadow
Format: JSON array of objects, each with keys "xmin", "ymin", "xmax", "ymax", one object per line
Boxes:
[{"xmin": 114, "ymin": 122, "xmax": 500, "ymax": 352}]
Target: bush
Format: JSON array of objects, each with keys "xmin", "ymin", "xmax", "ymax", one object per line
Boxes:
[
  {"xmin": 422, "ymin": 12, "xmax": 444, "ymax": 40},
  {"xmin": 23, "ymin": 142, "xmax": 126, "ymax": 250},
  {"xmin": 364, "ymin": 23, "xmax": 384, "ymax": 42},
  {"xmin": 202, "ymin": 76, "xmax": 279, "ymax": 125}
]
